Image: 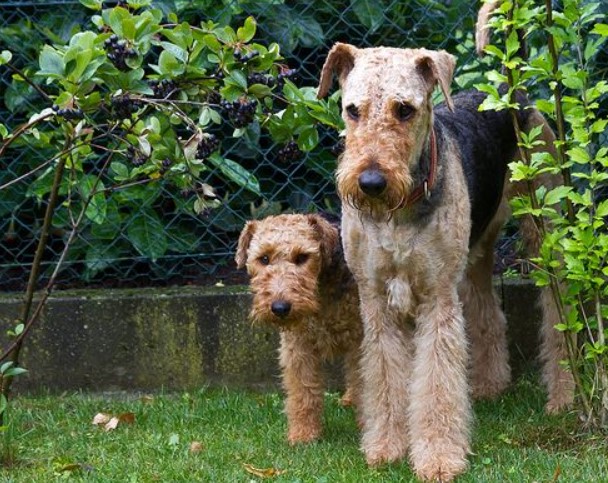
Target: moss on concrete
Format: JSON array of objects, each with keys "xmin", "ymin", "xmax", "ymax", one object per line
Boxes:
[
  {"xmin": 131, "ymin": 297, "xmax": 205, "ymax": 389},
  {"xmin": 0, "ymin": 281, "xmax": 541, "ymax": 393}
]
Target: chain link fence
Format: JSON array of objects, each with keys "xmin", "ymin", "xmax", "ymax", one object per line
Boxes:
[{"xmin": 0, "ymin": 0, "xmax": 605, "ymax": 291}]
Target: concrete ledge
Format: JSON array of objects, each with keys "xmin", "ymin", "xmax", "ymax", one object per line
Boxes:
[{"xmin": 0, "ymin": 279, "xmax": 541, "ymax": 393}]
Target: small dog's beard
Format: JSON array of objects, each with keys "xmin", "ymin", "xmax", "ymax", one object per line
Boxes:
[{"xmin": 249, "ymin": 289, "xmax": 320, "ymax": 330}]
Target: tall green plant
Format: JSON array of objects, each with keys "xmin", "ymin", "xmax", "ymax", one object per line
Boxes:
[
  {"xmin": 478, "ymin": 0, "xmax": 608, "ymax": 427},
  {"xmin": 0, "ymin": 0, "xmax": 340, "ymax": 461}
]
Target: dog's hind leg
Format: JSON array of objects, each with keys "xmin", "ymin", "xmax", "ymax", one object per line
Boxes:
[
  {"xmin": 460, "ymin": 197, "xmax": 512, "ymax": 399},
  {"xmin": 509, "ymin": 109, "xmax": 575, "ymax": 413}
]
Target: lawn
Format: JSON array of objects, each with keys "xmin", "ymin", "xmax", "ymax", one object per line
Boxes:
[{"xmin": 1, "ymin": 374, "xmax": 606, "ymax": 482}]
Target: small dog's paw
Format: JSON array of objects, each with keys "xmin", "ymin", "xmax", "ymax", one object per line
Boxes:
[{"xmin": 287, "ymin": 426, "xmax": 321, "ymax": 445}]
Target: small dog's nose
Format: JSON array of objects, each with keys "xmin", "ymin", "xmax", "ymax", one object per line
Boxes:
[
  {"xmin": 271, "ymin": 300, "xmax": 292, "ymax": 317},
  {"xmin": 358, "ymin": 169, "xmax": 387, "ymax": 197}
]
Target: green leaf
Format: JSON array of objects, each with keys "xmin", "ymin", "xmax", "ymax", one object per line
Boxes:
[
  {"xmin": 160, "ymin": 41, "xmax": 188, "ymax": 64},
  {"xmin": 544, "ymin": 186, "xmax": 572, "ymax": 206},
  {"xmin": 157, "ymin": 50, "xmax": 184, "ymax": 76},
  {"xmin": 297, "ymin": 126, "xmax": 319, "ymax": 152},
  {"xmin": 105, "ymin": 6, "xmax": 130, "ymax": 37},
  {"xmin": 0, "ymin": 50, "xmax": 12, "ymax": 66},
  {"xmin": 38, "ymin": 46, "xmax": 65, "ymax": 77},
  {"xmin": 207, "ymin": 153, "xmax": 260, "ymax": 196},
  {"xmin": 4, "ymin": 367, "xmax": 27, "ymax": 377},
  {"xmin": 350, "ymin": 0, "xmax": 385, "ymax": 33},
  {"xmin": 78, "ymin": 174, "xmax": 107, "ymax": 224},
  {"xmin": 227, "ymin": 70, "xmax": 247, "ymax": 90},
  {"xmin": 591, "ymin": 23, "xmax": 608, "ymax": 36},
  {"xmin": 506, "ymin": 30, "xmax": 520, "ymax": 57},
  {"xmin": 568, "ymin": 146, "xmax": 590, "ymax": 164},
  {"xmin": 596, "ymin": 200, "xmax": 608, "ymax": 218},
  {"xmin": 126, "ymin": 210, "xmax": 168, "ymax": 261},
  {"xmin": 79, "ymin": 0, "xmax": 103, "ymax": 10},
  {"xmin": 237, "ymin": 16, "xmax": 256, "ymax": 43}
]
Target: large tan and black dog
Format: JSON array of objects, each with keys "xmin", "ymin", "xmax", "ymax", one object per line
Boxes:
[{"xmin": 317, "ymin": 41, "xmax": 573, "ymax": 481}]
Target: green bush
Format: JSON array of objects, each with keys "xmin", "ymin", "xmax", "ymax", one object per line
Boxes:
[{"xmin": 478, "ymin": 0, "xmax": 608, "ymax": 428}]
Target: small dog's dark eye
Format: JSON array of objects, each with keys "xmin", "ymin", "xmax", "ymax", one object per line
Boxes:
[
  {"xmin": 294, "ymin": 253, "xmax": 309, "ymax": 265},
  {"xmin": 396, "ymin": 102, "xmax": 415, "ymax": 121},
  {"xmin": 259, "ymin": 255, "xmax": 270, "ymax": 265},
  {"xmin": 345, "ymin": 104, "xmax": 360, "ymax": 121}
]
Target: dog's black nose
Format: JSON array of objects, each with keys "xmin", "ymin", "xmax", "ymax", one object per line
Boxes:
[
  {"xmin": 271, "ymin": 300, "xmax": 291, "ymax": 317},
  {"xmin": 358, "ymin": 169, "xmax": 387, "ymax": 197}
]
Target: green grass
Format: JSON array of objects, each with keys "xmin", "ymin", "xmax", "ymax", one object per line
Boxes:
[{"xmin": 1, "ymin": 374, "xmax": 606, "ymax": 482}]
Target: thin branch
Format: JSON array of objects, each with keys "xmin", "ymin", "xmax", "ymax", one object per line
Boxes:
[
  {"xmin": 0, "ymin": 111, "xmax": 54, "ymax": 158},
  {"xmin": 4, "ymin": 62, "xmax": 51, "ymax": 101}
]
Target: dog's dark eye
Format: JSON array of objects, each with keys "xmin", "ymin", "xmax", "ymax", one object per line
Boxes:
[
  {"xmin": 294, "ymin": 253, "xmax": 309, "ymax": 265},
  {"xmin": 259, "ymin": 255, "xmax": 270, "ymax": 265},
  {"xmin": 345, "ymin": 104, "xmax": 360, "ymax": 121},
  {"xmin": 396, "ymin": 102, "xmax": 415, "ymax": 121}
]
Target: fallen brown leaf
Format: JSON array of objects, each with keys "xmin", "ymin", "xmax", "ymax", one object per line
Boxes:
[
  {"xmin": 92, "ymin": 413, "xmax": 111, "ymax": 426},
  {"xmin": 93, "ymin": 411, "xmax": 135, "ymax": 431},
  {"xmin": 242, "ymin": 463, "xmax": 286, "ymax": 478},
  {"xmin": 104, "ymin": 417, "xmax": 119, "ymax": 431},
  {"xmin": 189, "ymin": 441, "xmax": 204, "ymax": 454},
  {"xmin": 118, "ymin": 412, "xmax": 135, "ymax": 424}
]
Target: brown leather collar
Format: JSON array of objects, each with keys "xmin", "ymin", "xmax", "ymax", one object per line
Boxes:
[{"xmin": 399, "ymin": 126, "xmax": 438, "ymax": 208}]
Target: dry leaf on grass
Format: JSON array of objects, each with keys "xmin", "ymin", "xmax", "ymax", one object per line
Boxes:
[
  {"xmin": 242, "ymin": 463, "xmax": 286, "ymax": 478},
  {"xmin": 92, "ymin": 413, "xmax": 111, "ymax": 425},
  {"xmin": 92, "ymin": 412, "xmax": 135, "ymax": 431},
  {"xmin": 189, "ymin": 441, "xmax": 204, "ymax": 453}
]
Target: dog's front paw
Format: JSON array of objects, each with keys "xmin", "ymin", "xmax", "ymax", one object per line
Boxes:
[
  {"xmin": 287, "ymin": 425, "xmax": 321, "ymax": 445},
  {"xmin": 363, "ymin": 439, "xmax": 408, "ymax": 467},
  {"xmin": 411, "ymin": 446, "xmax": 468, "ymax": 482}
]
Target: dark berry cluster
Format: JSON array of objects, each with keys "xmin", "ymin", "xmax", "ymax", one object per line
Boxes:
[
  {"xmin": 247, "ymin": 72, "xmax": 276, "ymax": 87},
  {"xmin": 160, "ymin": 158, "xmax": 172, "ymax": 174},
  {"xmin": 196, "ymin": 134, "xmax": 220, "ymax": 160},
  {"xmin": 277, "ymin": 140, "xmax": 303, "ymax": 164},
  {"xmin": 277, "ymin": 68, "xmax": 298, "ymax": 87},
  {"xmin": 331, "ymin": 138, "xmax": 345, "ymax": 157},
  {"xmin": 104, "ymin": 34, "xmax": 137, "ymax": 71},
  {"xmin": 52, "ymin": 104, "xmax": 84, "ymax": 121},
  {"xmin": 233, "ymin": 49, "xmax": 259, "ymax": 63},
  {"xmin": 220, "ymin": 98, "xmax": 257, "ymax": 128},
  {"xmin": 111, "ymin": 95, "xmax": 143, "ymax": 119},
  {"xmin": 206, "ymin": 90, "xmax": 221, "ymax": 106},
  {"xmin": 126, "ymin": 146, "xmax": 147, "ymax": 167},
  {"xmin": 149, "ymin": 79, "xmax": 177, "ymax": 99}
]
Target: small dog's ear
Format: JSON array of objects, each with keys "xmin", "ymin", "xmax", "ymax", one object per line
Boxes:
[
  {"xmin": 415, "ymin": 49, "xmax": 456, "ymax": 112},
  {"xmin": 317, "ymin": 42, "xmax": 358, "ymax": 99},
  {"xmin": 235, "ymin": 221, "xmax": 257, "ymax": 269},
  {"xmin": 307, "ymin": 214, "xmax": 339, "ymax": 267}
]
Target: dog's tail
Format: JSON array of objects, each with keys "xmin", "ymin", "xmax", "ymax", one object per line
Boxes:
[
  {"xmin": 476, "ymin": 1, "xmax": 527, "ymax": 60},
  {"xmin": 476, "ymin": 1, "xmax": 500, "ymax": 56}
]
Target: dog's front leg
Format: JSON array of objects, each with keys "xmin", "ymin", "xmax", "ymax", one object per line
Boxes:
[
  {"xmin": 408, "ymin": 288, "xmax": 471, "ymax": 482},
  {"xmin": 279, "ymin": 332, "xmax": 324, "ymax": 444},
  {"xmin": 358, "ymin": 286, "xmax": 413, "ymax": 466}
]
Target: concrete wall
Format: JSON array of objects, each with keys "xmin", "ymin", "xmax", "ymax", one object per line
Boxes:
[{"xmin": 0, "ymin": 280, "xmax": 541, "ymax": 394}]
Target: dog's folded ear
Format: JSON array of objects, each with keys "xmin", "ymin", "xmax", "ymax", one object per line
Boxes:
[
  {"xmin": 235, "ymin": 220, "xmax": 257, "ymax": 269},
  {"xmin": 306, "ymin": 214, "xmax": 339, "ymax": 268},
  {"xmin": 317, "ymin": 42, "xmax": 358, "ymax": 99},
  {"xmin": 415, "ymin": 49, "xmax": 456, "ymax": 111}
]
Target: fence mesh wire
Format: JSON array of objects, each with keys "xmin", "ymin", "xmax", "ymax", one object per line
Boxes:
[{"xmin": 0, "ymin": 0, "xmax": 605, "ymax": 290}]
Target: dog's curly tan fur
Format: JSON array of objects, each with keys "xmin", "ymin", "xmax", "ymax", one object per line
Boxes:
[{"xmin": 236, "ymin": 213, "xmax": 363, "ymax": 444}]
